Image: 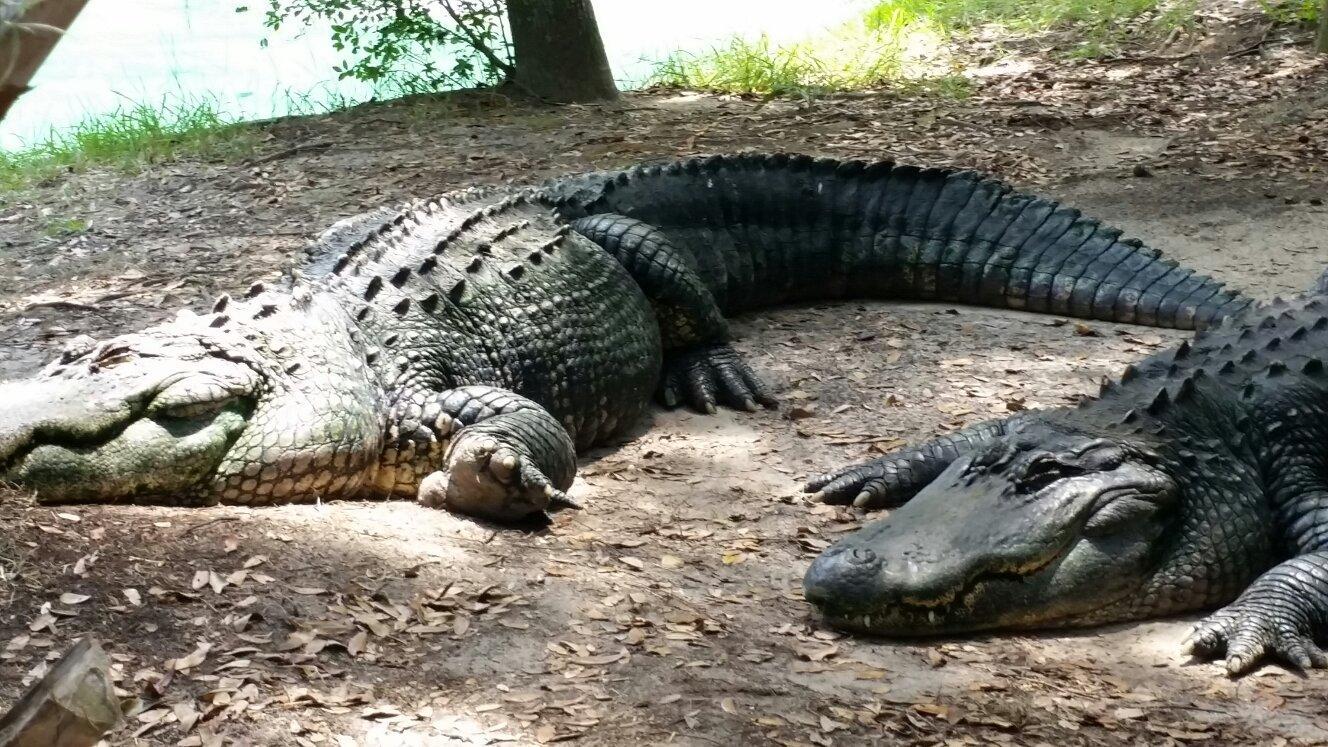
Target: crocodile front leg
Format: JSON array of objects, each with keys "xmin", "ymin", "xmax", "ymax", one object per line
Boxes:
[
  {"xmin": 1187, "ymin": 552, "xmax": 1328, "ymax": 674},
  {"xmin": 571, "ymin": 214, "xmax": 777, "ymax": 413},
  {"xmin": 386, "ymin": 386, "xmax": 577, "ymax": 522}
]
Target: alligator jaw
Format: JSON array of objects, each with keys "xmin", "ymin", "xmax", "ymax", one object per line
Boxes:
[{"xmin": 806, "ymin": 539, "xmax": 1076, "ymax": 636}]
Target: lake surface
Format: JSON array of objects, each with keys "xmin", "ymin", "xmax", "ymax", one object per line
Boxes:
[{"xmin": 2, "ymin": 0, "xmax": 867, "ymax": 150}]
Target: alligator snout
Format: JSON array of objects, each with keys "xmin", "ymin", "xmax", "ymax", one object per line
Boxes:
[
  {"xmin": 804, "ymin": 544, "xmax": 883, "ymax": 609},
  {"xmin": 806, "ymin": 539, "xmax": 982, "ymax": 612},
  {"xmin": 0, "ymin": 381, "xmax": 55, "ymax": 469}
]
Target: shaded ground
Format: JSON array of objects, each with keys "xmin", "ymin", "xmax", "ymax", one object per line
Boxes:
[{"xmin": 1, "ymin": 6, "xmax": 1327, "ymax": 745}]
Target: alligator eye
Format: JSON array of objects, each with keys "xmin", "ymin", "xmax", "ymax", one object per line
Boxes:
[
  {"xmin": 1016, "ymin": 456, "xmax": 1082, "ymax": 493},
  {"xmin": 150, "ymin": 385, "xmax": 238, "ymax": 421},
  {"xmin": 1084, "ymin": 495, "xmax": 1159, "ymax": 536},
  {"xmin": 153, "ymin": 398, "xmax": 231, "ymax": 421}
]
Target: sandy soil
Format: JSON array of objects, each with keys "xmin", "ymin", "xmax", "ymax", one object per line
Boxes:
[{"xmin": 0, "ymin": 11, "xmax": 1327, "ymax": 746}]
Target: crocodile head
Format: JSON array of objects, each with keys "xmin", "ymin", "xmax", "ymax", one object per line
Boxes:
[
  {"xmin": 803, "ymin": 417, "xmax": 1197, "ymax": 634},
  {"xmin": 0, "ymin": 290, "xmax": 384, "ymax": 505}
]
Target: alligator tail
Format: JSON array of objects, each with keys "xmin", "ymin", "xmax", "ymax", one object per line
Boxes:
[{"xmin": 552, "ymin": 154, "xmax": 1252, "ymax": 331}]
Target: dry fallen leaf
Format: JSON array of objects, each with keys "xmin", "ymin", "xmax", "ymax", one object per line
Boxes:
[{"xmin": 347, "ymin": 630, "xmax": 368, "ymax": 657}]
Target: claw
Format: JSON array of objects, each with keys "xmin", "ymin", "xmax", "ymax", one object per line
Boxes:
[
  {"xmin": 659, "ymin": 343, "xmax": 778, "ymax": 414},
  {"xmin": 548, "ymin": 491, "xmax": 583, "ymax": 510},
  {"xmin": 852, "ymin": 491, "xmax": 872, "ymax": 508}
]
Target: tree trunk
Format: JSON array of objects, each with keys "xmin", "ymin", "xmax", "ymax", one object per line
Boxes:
[
  {"xmin": 0, "ymin": 0, "xmax": 89, "ymax": 123},
  {"xmin": 1317, "ymin": 0, "xmax": 1327, "ymax": 54},
  {"xmin": 506, "ymin": 0, "xmax": 618, "ymax": 102}
]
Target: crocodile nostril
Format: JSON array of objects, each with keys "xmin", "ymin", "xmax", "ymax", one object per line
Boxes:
[{"xmin": 848, "ymin": 547, "xmax": 877, "ymax": 565}]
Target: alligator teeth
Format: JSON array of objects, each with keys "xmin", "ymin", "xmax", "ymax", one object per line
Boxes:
[{"xmin": 929, "ymin": 610, "xmax": 937, "ymax": 625}]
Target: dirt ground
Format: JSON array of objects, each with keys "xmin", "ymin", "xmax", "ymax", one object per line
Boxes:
[{"xmin": 1, "ymin": 6, "xmax": 1328, "ymax": 745}]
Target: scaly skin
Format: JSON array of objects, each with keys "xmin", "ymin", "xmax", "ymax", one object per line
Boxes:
[
  {"xmin": 0, "ymin": 154, "xmax": 1252, "ymax": 523},
  {"xmin": 804, "ymin": 291, "xmax": 1328, "ymax": 675}
]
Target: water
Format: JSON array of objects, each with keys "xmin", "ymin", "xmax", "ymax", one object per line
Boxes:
[{"xmin": 1, "ymin": 0, "xmax": 868, "ymax": 150}]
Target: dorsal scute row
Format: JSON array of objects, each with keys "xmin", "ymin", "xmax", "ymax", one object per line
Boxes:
[{"xmin": 1089, "ymin": 295, "xmax": 1328, "ymax": 421}]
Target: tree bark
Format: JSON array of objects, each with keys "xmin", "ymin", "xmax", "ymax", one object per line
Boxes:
[
  {"xmin": 0, "ymin": 0, "xmax": 88, "ymax": 123},
  {"xmin": 506, "ymin": 0, "xmax": 618, "ymax": 102},
  {"xmin": 1317, "ymin": 0, "xmax": 1327, "ymax": 54},
  {"xmin": 0, "ymin": 637, "xmax": 121, "ymax": 747}
]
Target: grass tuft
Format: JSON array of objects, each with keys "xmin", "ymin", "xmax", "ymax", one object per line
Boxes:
[
  {"xmin": 0, "ymin": 97, "xmax": 259, "ymax": 191},
  {"xmin": 883, "ymin": 0, "xmax": 1200, "ymax": 57},
  {"xmin": 898, "ymin": 0, "xmax": 1168, "ymax": 30},
  {"xmin": 650, "ymin": 0, "xmax": 1202, "ymax": 97},
  {"xmin": 649, "ymin": 9, "xmax": 956, "ymax": 97},
  {"xmin": 1257, "ymin": 0, "xmax": 1321, "ymax": 24}
]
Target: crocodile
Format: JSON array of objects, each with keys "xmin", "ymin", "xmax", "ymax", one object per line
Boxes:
[
  {"xmin": 803, "ymin": 285, "xmax": 1328, "ymax": 674},
  {"xmin": 0, "ymin": 154, "xmax": 1252, "ymax": 523}
]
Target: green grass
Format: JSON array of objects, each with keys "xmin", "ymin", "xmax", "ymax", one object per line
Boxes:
[
  {"xmin": 649, "ymin": 8, "xmax": 955, "ymax": 97},
  {"xmin": 650, "ymin": 0, "xmax": 1201, "ymax": 96},
  {"xmin": 0, "ymin": 71, "xmax": 477, "ymax": 191},
  {"xmin": 0, "ymin": 97, "xmax": 260, "ymax": 190},
  {"xmin": 1258, "ymin": 0, "xmax": 1321, "ymax": 24},
  {"xmin": 649, "ymin": 35, "xmax": 905, "ymax": 96},
  {"xmin": 889, "ymin": 0, "xmax": 1167, "ymax": 30},
  {"xmin": 878, "ymin": 0, "xmax": 1200, "ymax": 57}
]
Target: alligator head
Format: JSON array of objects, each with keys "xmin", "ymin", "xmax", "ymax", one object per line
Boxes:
[
  {"xmin": 0, "ymin": 289, "xmax": 384, "ymax": 505},
  {"xmin": 803, "ymin": 414, "xmax": 1254, "ymax": 634}
]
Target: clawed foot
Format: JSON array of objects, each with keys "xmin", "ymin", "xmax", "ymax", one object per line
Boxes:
[
  {"xmin": 660, "ymin": 343, "xmax": 777, "ymax": 413},
  {"xmin": 419, "ymin": 433, "xmax": 579, "ymax": 522},
  {"xmin": 1186, "ymin": 597, "xmax": 1327, "ymax": 675},
  {"xmin": 803, "ymin": 461, "xmax": 912, "ymax": 510}
]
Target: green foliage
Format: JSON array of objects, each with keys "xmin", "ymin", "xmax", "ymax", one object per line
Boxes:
[
  {"xmin": 867, "ymin": 0, "xmax": 1198, "ymax": 58},
  {"xmin": 880, "ymin": 0, "xmax": 1168, "ymax": 31},
  {"xmin": 0, "ymin": 98, "xmax": 258, "ymax": 191},
  {"xmin": 237, "ymin": 1, "xmax": 511, "ymax": 92},
  {"xmin": 650, "ymin": 35, "xmax": 903, "ymax": 96},
  {"xmin": 649, "ymin": 0, "xmax": 1202, "ymax": 96},
  {"xmin": 1258, "ymin": 0, "xmax": 1321, "ymax": 24},
  {"xmin": 648, "ymin": 9, "xmax": 958, "ymax": 97},
  {"xmin": 42, "ymin": 217, "xmax": 88, "ymax": 237}
]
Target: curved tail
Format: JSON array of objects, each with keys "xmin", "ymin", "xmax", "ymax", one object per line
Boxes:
[{"xmin": 549, "ymin": 154, "xmax": 1251, "ymax": 330}]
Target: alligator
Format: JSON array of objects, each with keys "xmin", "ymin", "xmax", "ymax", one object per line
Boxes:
[
  {"xmin": 0, "ymin": 154, "xmax": 1252, "ymax": 524},
  {"xmin": 803, "ymin": 285, "xmax": 1328, "ymax": 675}
]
